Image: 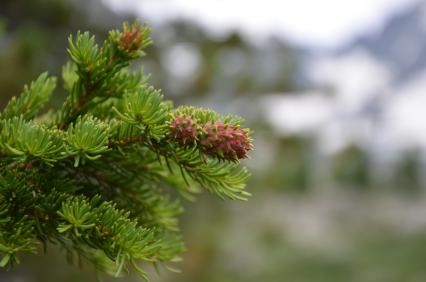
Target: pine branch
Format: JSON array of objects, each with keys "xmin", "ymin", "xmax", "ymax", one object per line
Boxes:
[
  {"xmin": 1, "ymin": 72, "xmax": 56, "ymax": 120},
  {"xmin": 0, "ymin": 21, "xmax": 253, "ymax": 280}
]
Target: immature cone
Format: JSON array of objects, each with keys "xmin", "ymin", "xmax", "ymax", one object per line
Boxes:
[
  {"xmin": 201, "ymin": 121, "xmax": 252, "ymax": 161},
  {"xmin": 118, "ymin": 26, "xmax": 143, "ymax": 52},
  {"xmin": 169, "ymin": 114, "xmax": 199, "ymax": 145}
]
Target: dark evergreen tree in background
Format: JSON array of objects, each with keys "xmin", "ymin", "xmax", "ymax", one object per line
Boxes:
[{"xmin": 0, "ymin": 22, "xmax": 253, "ymax": 280}]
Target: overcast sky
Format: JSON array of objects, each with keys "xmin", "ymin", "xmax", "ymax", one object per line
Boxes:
[{"xmin": 103, "ymin": 0, "xmax": 421, "ymax": 48}]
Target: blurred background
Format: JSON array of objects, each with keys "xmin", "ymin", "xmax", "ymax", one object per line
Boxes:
[{"xmin": 2, "ymin": 0, "xmax": 426, "ymax": 281}]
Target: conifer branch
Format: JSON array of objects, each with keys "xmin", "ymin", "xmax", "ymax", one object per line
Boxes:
[{"xmin": 0, "ymin": 21, "xmax": 253, "ymax": 280}]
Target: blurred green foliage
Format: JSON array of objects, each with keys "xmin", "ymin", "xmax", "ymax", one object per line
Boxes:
[
  {"xmin": 392, "ymin": 150, "xmax": 422, "ymax": 192},
  {"xmin": 0, "ymin": 0, "xmax": 120, "ymax": 108},
  {"xmin": 333, "ymin": 145, "xmax": 370, "ymax": 189}
]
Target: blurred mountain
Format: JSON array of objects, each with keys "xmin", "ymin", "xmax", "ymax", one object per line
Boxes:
[
  {"xmin": 260, "ymin": 1, "xmax": 426, "ymax": 191},
  {"xmin": 343, "ymin": 0, "xmax": 426, "ymax": 82}
]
